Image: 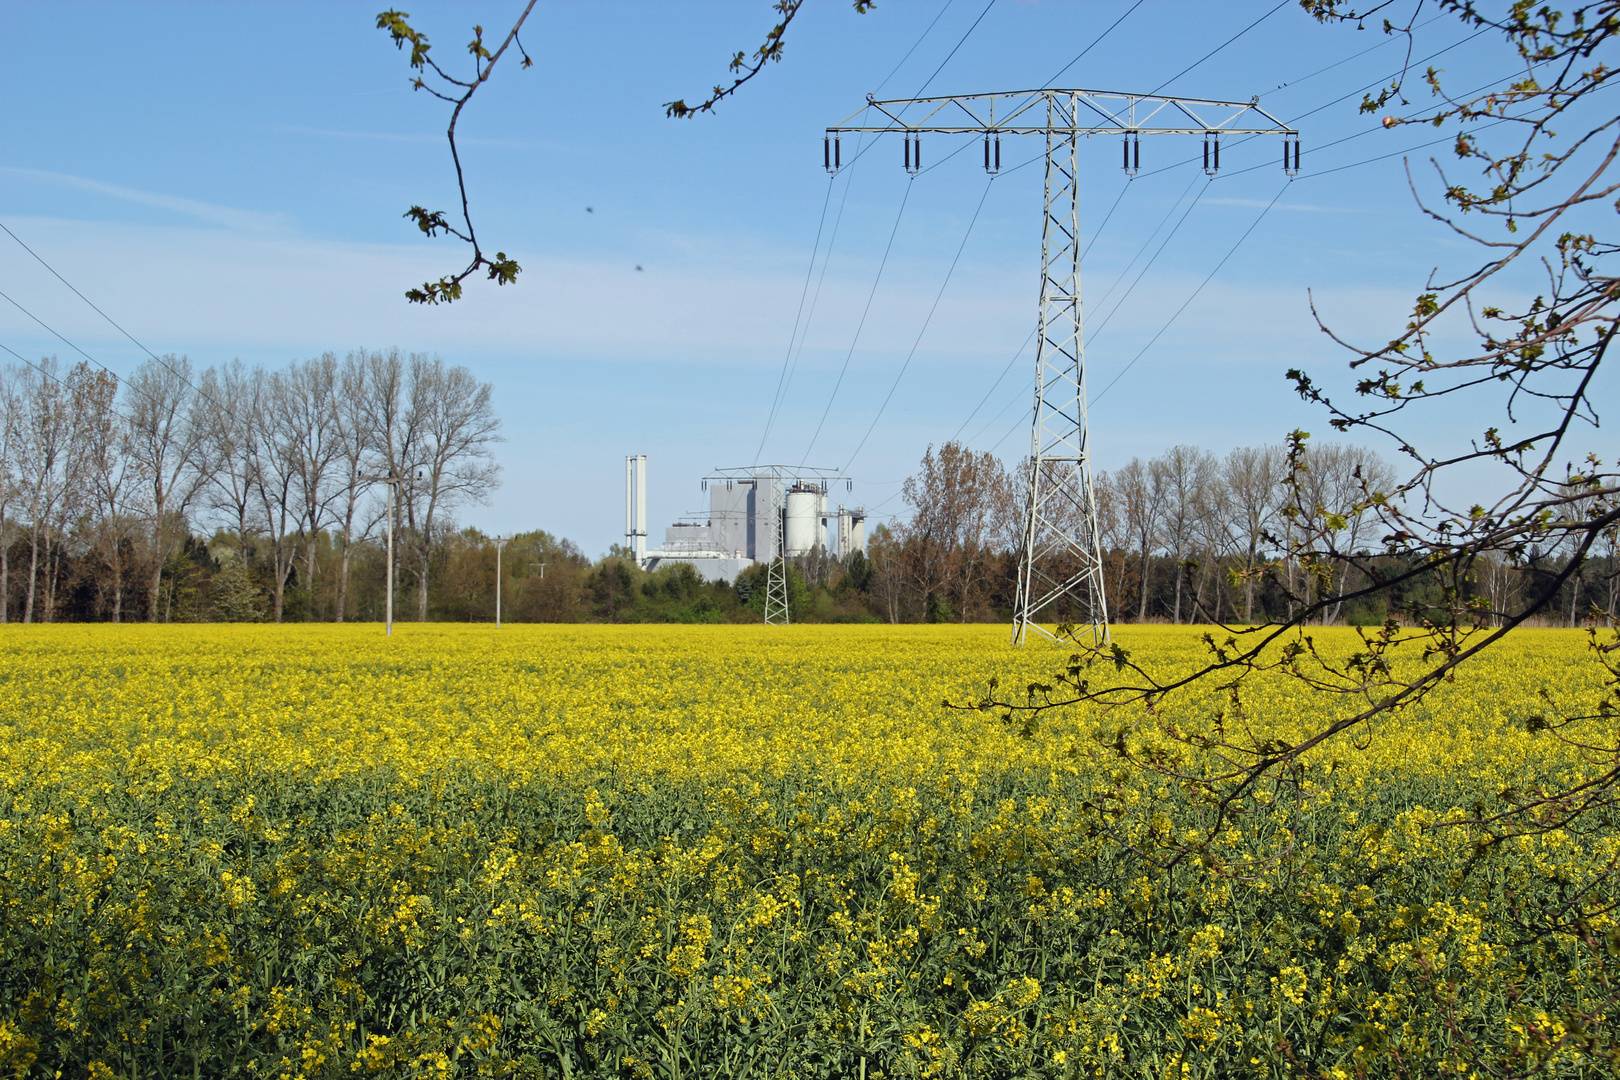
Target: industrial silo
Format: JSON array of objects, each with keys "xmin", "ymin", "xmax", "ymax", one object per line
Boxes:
[{"xmin": 784, "ymin": 483, "xmax": 820, "ymax": 556}]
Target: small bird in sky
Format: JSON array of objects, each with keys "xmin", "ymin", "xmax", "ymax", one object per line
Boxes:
[
  {"xmin": 586, "ymin": 206, "xmax": 594, "ymax": 213},
  {"xmin": 635, "ymin": 265, "xmax": 643, "ymax": 272}
]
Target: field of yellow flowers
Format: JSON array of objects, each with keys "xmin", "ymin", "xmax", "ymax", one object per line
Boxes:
[{"xmin": 0, "ymin": 624, "xmax": 1614, "ymax": 1079}]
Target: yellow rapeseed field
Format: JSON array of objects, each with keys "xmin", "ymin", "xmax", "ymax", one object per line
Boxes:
[{"xmin": 0, "ymin": 624, "xmax": 1613, "ymax": 1079}]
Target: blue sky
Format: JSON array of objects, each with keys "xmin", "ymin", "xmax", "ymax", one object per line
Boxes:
[{"xmin": 0, "ymin": 1, "xmax": 1543, "ymax": 553}]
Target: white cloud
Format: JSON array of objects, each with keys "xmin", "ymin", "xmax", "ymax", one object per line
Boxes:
[{"xmin": 0, "ymin": 167, "xmax": 293, "ymax": 233}]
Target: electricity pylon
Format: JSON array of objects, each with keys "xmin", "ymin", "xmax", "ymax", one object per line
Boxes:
[{"xmin": 826, "ymin": 89, "xmax": 1298, "ymax": 645}]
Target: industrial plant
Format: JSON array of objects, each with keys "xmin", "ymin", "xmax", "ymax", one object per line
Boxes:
[{"xmin": 624, "ymin": 456, "xmax": 865, "ymax": 584}]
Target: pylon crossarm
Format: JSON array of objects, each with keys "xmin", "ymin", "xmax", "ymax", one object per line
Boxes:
[{"xmin": 828, "ymin": 89, "xmax": 1295, "ymax": 137}]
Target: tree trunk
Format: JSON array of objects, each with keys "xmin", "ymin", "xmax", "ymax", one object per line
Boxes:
[
  {"xmin": 1137, "ymin": 544, "xmax": 1151, "ymax": 620},
  {"xmin": 45, "ymin": 541, "xmax": 59, "ymax": 622},
  {"xmin": 23, "ymin": 533, "xmax": 38, "ymax": 623},
  {"xmin": 1244, "ymin": 545, "xmax": 1257, "ymax": 623},
  {"xmin": 418, "ymin": 553, "xmax": 430, "ymax": 621},
  {"xmin": 335, "ymin": 536, "xmax": 351, "ymax": 622},
  {"xmin": 305, "ymin": 537, "xmax": 320, "ymax": 622},
  {"xmin": 148, "ymin": 555, "xmax": 165, "ymax": 623},
  {"xmin": 1172, "ymin": 552, "xmax": 1184, "ymax": 624}
]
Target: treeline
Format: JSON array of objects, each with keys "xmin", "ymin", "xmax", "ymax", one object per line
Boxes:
[
  {"xmin": 0, "ymin": 349, "xmax": 499, "ymax": 623},
  {"xmin": 6, "ymin": 386, "xmax": 1614, "ymax": 626},
  {"xmin": 851, "ymin": 440, "xmax": 1618, "ymax": 627}
]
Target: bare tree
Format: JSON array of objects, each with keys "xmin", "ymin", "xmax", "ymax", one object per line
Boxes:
[
  {"xmin": 357, "ymin": 348, "xmax": 419, "ymax": 616},
  {"xmin": 280, "ymin": 352, "xmax": 343, "ymax": 612},
  {"xmin": 0, "ymin": 367, "xmax": 17, "ymax": 623},
  {"xmin": 900, "ymin": 442, "xmax": 1015, "ymax": 622},
  {"xmin": 399, "ymin": 353, "xmax": 501, "ymax": 620},
  {"xmin": 123, "ymin": 355, "xmax": 208, "ymax": 621},
  {"xmin": 331, "ymin": 351, "xmax": 378, "ymax": 622},
  {"xmin": 865, "ymin": 522, "xmax": 906, "ymax": 624},
  {"xmin": 1188, "ymin": 462, "xmax": 1234, "ymax": 623},
  {"xmin": 1152, "ymin": 445, "xmax": 1219, "ymax": 624},
  {"xmin": 72, "ymin": 365, "xmax": 131, "ymax": 620},
  {"xmin": 1294, "ymin": 442, "xmax": 1396, "ymax": 623},
  {"xmin": 1222, "ymin": 444, "xmax": 1284, "ymax": 623},
  {"xmin": 198, "ymin": 361, "xmax": 263, "ymax": 569},
  {"xmin": 1092, "ymin": 470, "xmax": 1136, "ymax": 610},
  {"xmin": 1112, "ymin": 457, "xmax": 1164, "ymax": 620},
  {"xmin": 254, "ymin": 367, "xmax": 305, "ymax": 623},
  {"xmin": 11, "ymin": 358, "xmax": 71, "ymax": 622}
]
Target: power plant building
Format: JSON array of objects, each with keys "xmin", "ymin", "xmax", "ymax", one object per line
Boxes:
[{"xmin": 631, "ymin": 461, "xmax": 864, "ymax": 584}]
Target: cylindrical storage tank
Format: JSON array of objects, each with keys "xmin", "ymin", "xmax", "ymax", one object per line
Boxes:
[
  {"xmin": 850, "ymin": 513, "xmax": 867, "ymax": 555},
  {"xmin": 784, "ymin": 484, "xmax": 819, "ymax": 556}
]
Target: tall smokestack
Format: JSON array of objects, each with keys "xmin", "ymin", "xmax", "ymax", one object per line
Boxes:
[
  {"xmin": 625, "ymin": 455, "xmax": 634, "ymax": 555},
  {"xmin": 635, "ymin": 455, "xmax": 647, "ymax": 564}
]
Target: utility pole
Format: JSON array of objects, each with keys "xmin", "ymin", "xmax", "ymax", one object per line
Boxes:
[
  {"xmin": 492, "ymin": 535, "xmax": 510, "ymax": 628},
  {"xmin": 361, "ymin": 474, "xmax": 406, "ymax": 635},
  {"xmin": 826, "ymin": 89, "xmax": 1298, "ymax": 646}
]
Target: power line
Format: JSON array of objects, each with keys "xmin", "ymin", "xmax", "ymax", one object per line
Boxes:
[
  {"xmin": 1018, "ymin": 120, "xmax": 1515, "ymax": 424},
  {"xmin": 1134, "ymin": 26, "xmax": 1493, "ymax": 180},
  {"xmin": 1296, "ymin": 116, "xmax": 1512, "ymax": 179},
  {"xmin": 1046, "ymin": 0, "xmax": 1147, "ymax": 85},
  {"xmin": 872, "ymin": 0, "xmax": 956, "ymax": 96},
  {"xmin": 755, "ymin": 174, "xmax": 837, "ymax": 464},
  {"xmin": 799, "ymin": 177, "xmax": 915, "ymax": 466},
  {"xmin": 0, "ymin": 216, "xmax": 252, "ymax": 434},
  {"xmin": 1217, "ymin": 80, "xmax": 1523, "ymax": 181},
  {"xmin": 844, "ymin": 173, "xmax": 996, "ymax": 472},
  {"xmin": 0, "ymin": 219, "xmax": 165, "ymax": 367},
  {"xmin": 951, "ymin": 327, "xmax": 1034, "ymax": 444},
  {"xmin": 1082, "ymin": 171, "xmax": 1204, "ymax": 334},
  {"xmin": 0, "ymin": 285, "xmax": 118, "ymax": 378},
  {"xmin": 1265, "ymin": 10, "xmax": 1451, "ymax": 96},
  {"xmin": 967, "ymin": 23, "xmax": 1541, "ymax": 462},
  {"xmin": 912, "ymin": 0, "xmax": 997, "ymax": 99},
  {"xmin": 1083, "ymin": 182, "xmax": 1132, "ymax": 262},
  {"xmin": 1092, "ymin": 181, "xmax": 1289, "ymax": 404},
  {"xmin": 1149, "ymin": 0, "xmax": 1289, "ymax": 95},
  {"xmin": 1086, "ymin": 178, "xmax": 1211, "ymax": 347}
]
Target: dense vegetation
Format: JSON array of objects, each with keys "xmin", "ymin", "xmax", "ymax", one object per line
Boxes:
[{"xmin": 0, "ymin": 624, "xmax": 1614, "ymax": 1077}]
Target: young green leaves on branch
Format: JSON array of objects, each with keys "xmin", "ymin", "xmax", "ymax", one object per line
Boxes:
[
  {"xmin": 377, "ymin": 6, "xmax": 536, "ymax": 304},
  {"xmin": 665, "ymin": 1, "xmax": 876, "ymax": 119}
]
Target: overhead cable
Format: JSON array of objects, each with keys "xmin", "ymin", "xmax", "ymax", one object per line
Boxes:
[
  {"xmin": 1149, "ymin": 0, "xmax": 1290, "ymax": 95},
  {"xmin": 755, "ymin": 174, "xmax": 838, "ymax": 464},
  {"xmin": 1046, "ymin": 0, "xmax": 1147, "ymax": 85},
  {"xmin": 0, "ymin": 216, "xmax": 252, "ymax": 433},
  {"xmin": 951, "ymin": 327, "xmax": 1035, "ymax": 444},
  {"xmin": 843, "ymin": 173, "xmax": 997, "ymax": 472},
  {"xmin": 1092, "ymin": 181, "xmax": 1289, "ymax": 405},
  {"xmin": 872, "ymin": 0, "xmax": 957, "ymax": 96},
  {"xmin": 912, "ymin": 0, "xmax": 998, "ymax": 99},
  {"xmin": 799, "ymin": 177, "xmax": 915, "ymax": 467}
]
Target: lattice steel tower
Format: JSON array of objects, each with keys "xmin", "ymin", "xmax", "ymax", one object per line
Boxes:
[{"xmin": 826, "ymin": 89, "xmax": 1298, "ymax": 644}]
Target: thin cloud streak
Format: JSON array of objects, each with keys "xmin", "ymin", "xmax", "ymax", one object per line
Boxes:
[{"xmin": 0, "ymin": 167, "xmax": 292, "ymax": 233}]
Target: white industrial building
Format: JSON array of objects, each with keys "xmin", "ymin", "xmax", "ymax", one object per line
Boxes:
[{"xmin": 624, "ymin": 456, "xmax": 865, "ymax": 584}]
